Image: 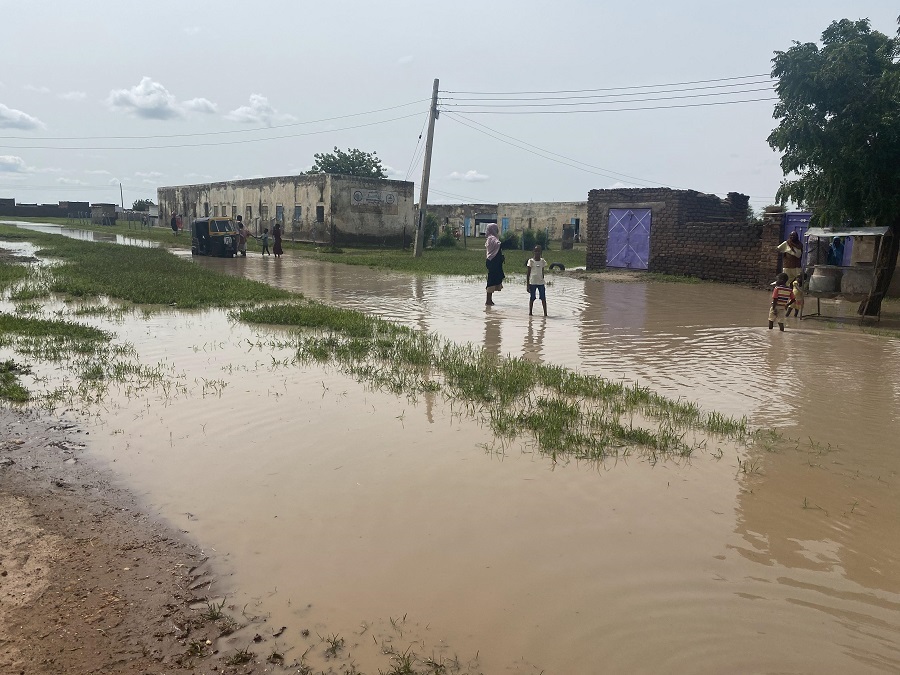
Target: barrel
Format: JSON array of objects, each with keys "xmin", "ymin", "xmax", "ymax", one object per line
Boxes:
[
  {"xmin": 840, "ymin": 264, "xmax": 875, "ymax": 295},
  {"xmin": 808, "ymin": 265, "xmax": 842, "ymax": 293}
]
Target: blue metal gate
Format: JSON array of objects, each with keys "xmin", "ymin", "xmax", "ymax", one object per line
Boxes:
[
  {"xmin": 606, "ymin": 209, "xmax": 651, "ymax": 269},
  {"xmin": 782, "ymin": 212, "xmax": 811, "ymax": 269}
]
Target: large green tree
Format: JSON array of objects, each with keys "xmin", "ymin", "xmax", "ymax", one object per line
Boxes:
[
  {"xmin": 768, "ymin": 18, "xmax": 900, "ymax": 314},
  {"xmin": 306, "ymin": 147, "xmax": 387, "ymax": 178}
]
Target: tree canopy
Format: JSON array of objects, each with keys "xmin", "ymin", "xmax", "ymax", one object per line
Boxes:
[
  {"xmin": 131, "ymin": 199, "xmax": 155, "ymax": 211},
  {"xmin": 767, "ymin": 18, "xmax": 900, "ymax": 229},
  {"xmin": 768, "ymin": 18, "xmax": 900, "ymax": 314},
  {"xmin": 306, "ymin": 147, "xmax": 387, "ymax": 179}
]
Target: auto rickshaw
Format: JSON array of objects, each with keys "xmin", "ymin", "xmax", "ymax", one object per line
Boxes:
[{"xmin": 191, "ymin": 217, "xmax": 238, "ymax": 257}]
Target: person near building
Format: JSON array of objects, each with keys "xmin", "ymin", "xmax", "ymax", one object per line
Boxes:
[
  {"xmin": 776, "ymin": 231, "xmax": 802, "ymax": 282},
  {"xmin": 526, "ymin": 245, "xmax": 548, "ymax": 317},
  {"xmin": 826, "ymin": 237, "xmax": 845, "ymax": 266},
  {"xmin": 484, "ymin": 223, "xmax": 505, "ymax": 305},
  {"xmin": 272, "ymin": 222, "xmax": 283, "ymax": 257},
  {"xmin": 768, "ymin": 273, "xmax": 794, "ymax": 331},
  {"xmin": 170, "ymin": 213, "xmax": 178, "ymax": 236},
  {"xmin": 236, "ymin": 216, "xmax": 249, "ymax": 257}
]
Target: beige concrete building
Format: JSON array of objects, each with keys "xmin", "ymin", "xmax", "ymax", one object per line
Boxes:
[
  {"xmin": 157, "ymin": 174, "xmax": 414, "ymax": 246},
  {"xmin": 497, "ymin": 201, "xmax": 587, "ymax": 241}
]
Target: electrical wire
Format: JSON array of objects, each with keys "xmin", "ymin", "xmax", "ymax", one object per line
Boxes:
[
  {"xmin": 0, "ymin": 99, "xmax": 431, "ymax": 141},
  {"xmin": 440, "ymin": 73, "xmax": 772, "ymax": 95},
  {"xmin": 444, "ymin": 97, "xmax": 778, "ymax": 114},
  {"xmin": 441, "ymin": 79, "xmax": 775, "ymax": 102},
  {"xmin": 442, "ymin": 87, "xmax": 774, "ymax": 109},
  {"xmin": 404, "ymin": 111, "xmax": 430, "ymax": 181},
  {"xmin": 0, "ymin": 112, "xmax": 427, "ymax": 151}
]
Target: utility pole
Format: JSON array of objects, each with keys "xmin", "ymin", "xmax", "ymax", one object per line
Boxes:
[
  {"xmin": 119, "ymin": 183, "xmax": 124, "ymax": 210},
  {"xmin": 414, "ymin": 78, "xmax": 439, "ymax": 257}
]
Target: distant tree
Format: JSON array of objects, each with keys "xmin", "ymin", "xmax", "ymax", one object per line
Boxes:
[
  {"xmin": 307, "ymin": 147, "xmax": 387, "ymax": 178},
  {"xmin": 424, "ymin": 213, "xmax": 440, "ymax": 245},
  {"xmin": 132, "ymin": 199, "xmax": 154, "ymax": 211},
  {"xmin": 767, "ymin": 18, "xmax": 900, "ymax": 314}
]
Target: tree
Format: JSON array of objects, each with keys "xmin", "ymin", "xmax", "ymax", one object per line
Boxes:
[
  {"xmin": 306, "ymin": 147, "xmax": 387, "ymax": 178},
  {"xmin": 132, "ymin": 199, "xmax": 154, "ymax": 211},
  {"xmin": 767, "ymin": 18, "xmax": 900, "ymax": 314}
]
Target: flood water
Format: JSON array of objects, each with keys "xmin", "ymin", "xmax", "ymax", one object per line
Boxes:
[{"xmin": 3, "ymin": 230, "xmax": 900, "ymax": 672}]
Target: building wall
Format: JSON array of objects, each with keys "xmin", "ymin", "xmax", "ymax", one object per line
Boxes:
[
  {"xmin": 426, "ymin": 204, "xmax": 497, "ymax": 234},
  {"xmin": 0, "ymin": 200, "xmax": 91, "ymax": 218},
  {"xmin": 157, "ymin": 174, "xmax": 414, "ymax": 246},
  {"xmin": 587, "ymin": 188, "xmax": 763, "ymax": 282},
  {"xmin": 497, "ymin": 201, "xmax": 587, "ymax": 241}
]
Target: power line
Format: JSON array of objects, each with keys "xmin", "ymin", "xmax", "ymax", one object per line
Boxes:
[
  {"xmin": 443, "ymin": 97, "xmax": 778, "ymax": 115},
  {"xmin": 440, "ymin": 73, "xmax": 772, "ymax": 95},
  {"xmin": 0, "ymin": 99, "xmax": 431, "ymax": 141},
  {"xmin": 442, "ymin": 113, "xmax": 777, "ymax": 201},
  {"xmin": 441, "ymin": 79, "xmax": 775, "ymax": 102},
  {"xmin": 404, "ymin": 110, "xmax": 430, "ymax": 181},
  {"xmin": 441, "ymin": 87, "xmax": 774, "ymax": 109},
  {"xmin": 0, "ymin": 112, "xmax": 427, "ymax": 151}
]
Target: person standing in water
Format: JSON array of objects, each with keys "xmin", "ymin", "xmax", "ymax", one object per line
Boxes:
[
  {"xmin": 484, "ymin": 223, "xmax": 505, "ymax": 305},
  {"xmin": 777, "ymin": 231, "xmax": 803, "ymax": 283},
  {"xmin": 526, "ymin": 245, "xmax": 548, "ymax": 316},
  {"xmin": 272, "ymin": 222, "xmax": 284, "ymax": 257},
  {"xmin": 170, "ymin": 212, "xmax": 178, "ymax": 236}
]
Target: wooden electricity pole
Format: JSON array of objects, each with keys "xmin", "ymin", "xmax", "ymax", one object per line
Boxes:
[{"xmin": 414, "ymin": 78, "xmax": 439, "ymax": 257}]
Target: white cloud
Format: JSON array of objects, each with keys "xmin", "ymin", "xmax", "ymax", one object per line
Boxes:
[
  {"xmin": 382, "ymin": 164, "xmax": 406, "ymax": 179},
  {"xmin": 108, "ymin": 177, "xmax": 121, "ymax": 185},
  {"xmin": 448, "ymin": 169, "xmax": 489, "ymax": 182},
  {"xmin": 59, "ymin": 91, "xmax": 87, "ymax": 101},
  {"xmin": 85, "ymin": 169, "xmax": 111, "ymax": 175},
  {"xmin": 183, "ymin": 26, "xmax": 201, "ymax": 35},
  {"xmin": 397, "ymin": 55, "xmax": 413, "ymax": 65},
  {"xmin": 607, "ymin": 181, "xmax": 629, "ymax": 189},
  {"xmin": 135, "ymin": 171, "xmax": 164, "ymax": 178},
  {"xmin": 57, "ymin": 177, "xmax": 87, "ymax": 185},
  {"xmin": 106, "ymin": 77, "xmax": 182, "ymax": 120},
  {"xmin": 24, "ymin": 84, "xmax": 51, "ymax": 94},
  {"xmin": 0, "ymin": 103, "xmax": 45, "ymax": 130},
  {"xmin": 0, "ymin": 155, "xmax": 28, "ymax": 172},
  {"xmin": 183, "ymin": 97, "xmax": 217, "ymax": 114},
  {"xmin": 225, "ymin": 94, "xmax": 296, "ymax": 126}
]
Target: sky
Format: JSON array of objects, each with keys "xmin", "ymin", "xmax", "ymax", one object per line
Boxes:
[{"xmin": 1, "ymin": 0, "xmax": 897, "ymax": 212}]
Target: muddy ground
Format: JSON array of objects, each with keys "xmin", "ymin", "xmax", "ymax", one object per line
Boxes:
[{"xmin": 0, "ymin": 407, "xmax": 268, "ymax": 675}]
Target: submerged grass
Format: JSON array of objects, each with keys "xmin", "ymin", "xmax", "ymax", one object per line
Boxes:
[
  {"xmin": 0, "ymin": 223, "xmax": 294, "ymax": 308},
  {"xmin": 0, "ymin": 359, "xmax": 31, "ymax": 403},
  {"xmin": 237, "ymin": 301, "xmax": 749, "ymax": 461}
]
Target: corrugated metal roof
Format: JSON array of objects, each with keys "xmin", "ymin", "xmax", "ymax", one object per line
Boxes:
[{"xmin": 805, "ymin": 227, "xmax": 891, "ymax": 238}]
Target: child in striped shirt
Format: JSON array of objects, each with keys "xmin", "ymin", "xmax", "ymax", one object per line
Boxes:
[{"xmin": 769, "ymin": 272, "xmax": 794, "ymax": 331}]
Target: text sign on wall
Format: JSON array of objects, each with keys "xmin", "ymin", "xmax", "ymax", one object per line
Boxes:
[{"xmin": 350, "ymin": 188, "xmax": 398, "ymax": 215}]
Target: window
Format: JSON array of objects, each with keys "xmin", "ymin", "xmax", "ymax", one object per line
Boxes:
[
  {"xmin": 316, "ymin": 205, "xmax": 325, "ymax": 223},
  {"xmin": 245, "ymin": 205, "xmax": 252, "ymax": 222},
  {"xmin": 232, "ymin": 205, "xmax": 237, "ymax": 219},
  {"xmin": 213, "ymin": 205, "xmax": 219, "ymax": 216},
  {"xmin": 203, "ymin": 202, "xmax": 209, "ymax": 216},
  {"xmin": 293, "ymin": 205, "xmax": 302, "ymax": 221},
  {"xmin": 275, "ymin": 204, "xmax": 284, "ymax": 223}
]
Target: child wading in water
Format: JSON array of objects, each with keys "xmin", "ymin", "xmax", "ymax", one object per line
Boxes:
[
  {"xmin": 256, "ymin": 228, "xmax": 271, "ymax": 255},
  {"xmin": 769, "ymin": 272, "xmax": 794, "ymax": 331},
  {"xmin": 786, "ymin": 272, "xmax": 804, "ymax": 317},
  {"xmin": 526, "ymin": 245, "xmax": 548, "ymax": 316}
]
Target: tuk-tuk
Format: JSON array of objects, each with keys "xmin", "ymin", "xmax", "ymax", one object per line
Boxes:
[{"xmin": 191, "ymin": 217, "xmax": 238, "ymax": 257}]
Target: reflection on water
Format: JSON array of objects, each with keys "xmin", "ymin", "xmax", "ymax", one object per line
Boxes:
[
  {"xmin": 2, "ymin": 227, "xmax": 900, "ymax": 671},
  {"xmin": 4, "ymin": 221, "xmax": 159, "ymax": 248}
]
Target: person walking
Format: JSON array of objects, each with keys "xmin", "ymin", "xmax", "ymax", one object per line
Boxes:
[
  {"xmin": 236, "ymin": 217, "xmax": 249, "ymax": 257},
  {"xmin": 484, "ymin": 223, "xmax": 505, "ymax": 305},
  {"xmin": 273, "ymin": 222, "xmax": 284, "ymax": 257},
  {"xmin": 768, "ymin": 273, "xmax": 794, "ymax": 331},
  {"xmin": 256, "ymin": 228, "xmax": 271, "ymax": 255},
  {"xmin": 526, "ymin": 245, "xmax": 548, "ymax": 316},
  {"xmin": 170, "ymin": 213, "xmax": 178, "ymax": 236}
]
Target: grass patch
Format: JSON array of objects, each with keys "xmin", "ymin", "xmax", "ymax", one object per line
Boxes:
[
  {"xmin": 0, "ymin": 223, "xmax": 294, "ymax": 308},
  {"xmin": 0, "ymin": 359, "xmax": 31, "ymax": 403},
  {"xmin": 237, "ymin": 301, "xmax": 748, "ymax": 461}
]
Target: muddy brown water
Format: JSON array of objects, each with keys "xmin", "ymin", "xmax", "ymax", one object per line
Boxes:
[{"xmin": 3, "ymin": 230, "xmax": 900, "ymax": 672}]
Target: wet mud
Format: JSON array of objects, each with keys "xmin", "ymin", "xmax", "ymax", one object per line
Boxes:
[{"xmin": 2, "ymin": 230, "xmax": 900, "ymax": 672}]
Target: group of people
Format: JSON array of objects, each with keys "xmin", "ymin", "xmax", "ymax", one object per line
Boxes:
[
  {"xmin": 770, "ymin": 231, "xmax": 846, "ymax": 330},
  {"xmin": 484, "ymin": 223, "xmax": 548, "ymax": 317},
  {"xmin": 234, "ymin": 216, "xmax": 284, "ymax": 258}
]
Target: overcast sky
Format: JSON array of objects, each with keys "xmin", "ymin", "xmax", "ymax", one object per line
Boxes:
[{"xmin": 1, "ymin": 0, "xmax": 896, "ymax": 211}]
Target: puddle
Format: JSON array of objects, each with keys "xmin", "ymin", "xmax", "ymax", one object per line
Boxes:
[
  {"xmin": 1, "ymin": 231, "xmax": 899, "ymax": 671},
  {"xmin": 2, "ymin": 221, "xmax": 159, "ymax": 248}
]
